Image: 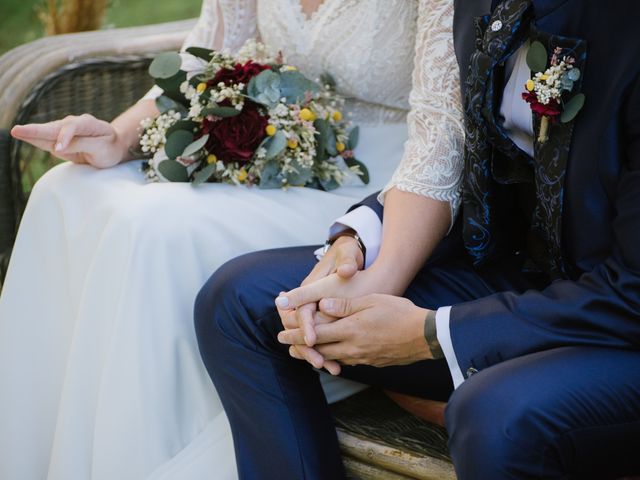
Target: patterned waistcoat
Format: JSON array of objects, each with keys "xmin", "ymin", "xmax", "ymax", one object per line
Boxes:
[{"xmin": 461, "ymin": 0, "xmax": 587, "ymax": 280}]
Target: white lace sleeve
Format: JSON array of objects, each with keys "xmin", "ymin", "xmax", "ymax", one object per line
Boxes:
[
  {"xmin": 143, "ymin": 0, "xmax": 258, "ymax": 100},
  {"xmin": 378, "ymin": 0, "xmax": 465, "ymax": 223}
]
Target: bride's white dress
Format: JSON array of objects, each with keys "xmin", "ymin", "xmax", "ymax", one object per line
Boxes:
[{"xmin": 0, "ymin": 1, "xmax": 462, "ymax": 479}]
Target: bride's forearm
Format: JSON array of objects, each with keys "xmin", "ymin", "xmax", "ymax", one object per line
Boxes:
[
  {"xmin": 367, "ymin": 188, "xmax": 451, "ymax": 296},
  {"xmin": 111, "ymin": 99, "xmax": 160, "ymax": 162}
]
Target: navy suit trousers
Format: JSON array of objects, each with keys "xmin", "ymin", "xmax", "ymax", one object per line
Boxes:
[{"xmin": 194, "ymin": 239, "xmax": 640, "ymax": 479}]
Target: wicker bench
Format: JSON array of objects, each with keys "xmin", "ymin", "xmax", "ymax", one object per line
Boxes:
[{"xmin": 0, "ymin": 22, "xmax": 456, "ymax": 479}]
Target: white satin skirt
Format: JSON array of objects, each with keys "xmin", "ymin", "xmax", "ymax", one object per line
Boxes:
[{"xmin": 0, "ymin": 123, "xmax": 407, "ymax": 480}]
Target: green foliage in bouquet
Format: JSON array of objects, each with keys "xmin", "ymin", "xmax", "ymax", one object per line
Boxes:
[{"xmin": 138, "ymin": 40, "xmax": 368, "ymax": 190}]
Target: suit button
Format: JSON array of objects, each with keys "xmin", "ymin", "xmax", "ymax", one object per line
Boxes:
[
  {"xmin": 491, "ymin": 20, "xmax": 503, "ymax": 32},
  {"xmin": 466, "ymin": 367, "xmax": 479, "ymax": 378}
]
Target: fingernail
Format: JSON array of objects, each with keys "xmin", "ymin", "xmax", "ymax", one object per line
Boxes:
[
  {"xmin": 275, "ymin": 296, "xmax": 289, "ymax": 308},
  {"xmin": 277, "ymin": 332, "xmax": 285, "ymax": 343},
  {"xmin": 55, "ymin": 143, "xmax": 63, "ymax": 151},
  {"xmin": 303, "ymin": 335, "xmax": 309, "ymax": 345}
]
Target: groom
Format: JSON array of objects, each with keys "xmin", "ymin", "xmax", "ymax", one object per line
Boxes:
[{"xmin": 194, "ymin": 0, "xmax": 640, "ymax": 478}]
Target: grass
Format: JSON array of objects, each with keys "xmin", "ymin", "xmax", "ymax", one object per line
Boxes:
[{"xmin": 0, "ymin": 0, "xmax": 202, "ymax": 55}]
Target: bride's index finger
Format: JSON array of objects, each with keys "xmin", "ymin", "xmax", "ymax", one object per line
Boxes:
[{"xmin": 11, "ymin": 120, "xmax": 64, "ymax": 141}]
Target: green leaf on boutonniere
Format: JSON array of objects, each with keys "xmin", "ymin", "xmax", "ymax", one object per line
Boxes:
[
  {"xmin": 158, "ymin": 160, "xmax": 189, "ymax": 182},
  {"xmin": 149, "ymin": 52, "xmax": 182, "ymax": 79},
  {"xmin": 182, "ymin": 134, "xmax": 209, "ymax": 158},
  {"xmin": 192, "ymin": 163, "xmax": 217, "ymax": 186},
  {"xmin": 185, "ymin": 47, "xmax": 214, "ymax": 61},
  {"xmin": 527, "ymin": 41, "xmax": 548, "ymax": 73},
  {"xmin": 202, "ymin": 106, "xmax": 242, "ymax": 117},
  {"xmin": 265, "ymin": 130, "xmax": 287, "ymax": 160},
  {"xmin": 165, "ymin": 130, "xmax": 194, "ymax": 159},
  {"xmin": 561, "ymin": 93, "xmax": 585, "ymax": 123},
  {"xmin": 156, "ymin": 96, "xmax": 188, "ymax": 115},
  {"xmin": 344, "ymin": 157, "xmax": 370, "ymax": 185},
  {"xmin": 348, "ymin": 126, "xmax": 360, "ymax": 150}
]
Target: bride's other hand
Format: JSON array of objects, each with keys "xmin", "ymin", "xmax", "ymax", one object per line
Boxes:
[{"xmin": 11, "ymin": 114, "xmax": 128, "ymax": 168}]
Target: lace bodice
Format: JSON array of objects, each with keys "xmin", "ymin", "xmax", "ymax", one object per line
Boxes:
[{"xmin": 178, "ymin": 0, "xmax": 464, "ymax": 218}]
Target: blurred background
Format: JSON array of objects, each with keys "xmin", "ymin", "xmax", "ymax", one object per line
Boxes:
[{"xmin": 1, "ymin": 0, "xmax": 202, "ymax": 55}]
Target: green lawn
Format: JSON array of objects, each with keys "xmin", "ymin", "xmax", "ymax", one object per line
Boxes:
[{"xmin": 0, "ymin": 0, "xmax": 202, "ymax": 55}]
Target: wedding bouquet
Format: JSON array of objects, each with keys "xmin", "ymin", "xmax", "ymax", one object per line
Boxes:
[{"xmin": 139, "ymin": 40, "xmax": 368, "ymax": 190}]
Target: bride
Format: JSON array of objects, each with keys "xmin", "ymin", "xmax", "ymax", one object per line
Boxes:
[{"xmin": 0, "ymin": 0, "xmax": 462, "ymax": 479}]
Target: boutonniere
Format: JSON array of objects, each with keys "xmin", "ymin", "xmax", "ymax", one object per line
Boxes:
[{"xmin": 522, "ymin": 41, "xmax": 586, "ymax": 144}]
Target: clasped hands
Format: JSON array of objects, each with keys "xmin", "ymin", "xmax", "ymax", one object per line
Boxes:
[{"xmin": 275, "ymin": 236, "xmax": 433, "ymax": 375}]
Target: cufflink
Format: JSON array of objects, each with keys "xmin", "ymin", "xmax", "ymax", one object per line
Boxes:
[{"xmin": 466, "ymin": 367, "xmax": 479, "ymax": 378}]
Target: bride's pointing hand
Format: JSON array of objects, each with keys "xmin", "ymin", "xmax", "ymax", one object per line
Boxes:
[{"xmin": 10, "ymin": 114, "xmax": 128, "ymax": 169}]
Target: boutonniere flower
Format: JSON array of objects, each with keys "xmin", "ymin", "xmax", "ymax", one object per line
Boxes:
[{"xmin": 522, "ymin": 42, "xmax": 586, "ymax": 144}]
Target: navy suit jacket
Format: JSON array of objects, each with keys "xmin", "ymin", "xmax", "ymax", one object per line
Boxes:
[{"xmin": 355, "ymin": 0, "xmax": 640, "ymax": 376}]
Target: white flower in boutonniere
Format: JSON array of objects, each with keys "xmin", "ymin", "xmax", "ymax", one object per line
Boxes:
[{"xmin": 522, "ymin": 42, "xmax": 586, "ymax": 144}]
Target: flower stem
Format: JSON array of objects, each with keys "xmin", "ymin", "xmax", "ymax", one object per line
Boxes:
[{"xmin": 538, "ymin": 115, "xmax": 550, "ymax": 144}]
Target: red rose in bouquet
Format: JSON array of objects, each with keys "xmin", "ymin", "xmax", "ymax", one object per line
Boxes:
[
  {"xmin": 203, "ymin": 102, "xmax": 269, "ymax": 163},
  {"xmin": 211, "ymin": 61, "xmax": 271, "ymax": 86}
]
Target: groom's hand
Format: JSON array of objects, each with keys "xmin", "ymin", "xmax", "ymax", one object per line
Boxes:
[
  {"xmin": 278, "ymin": 294, "xmax": 433, "ymax": 368},
  {"xmin": 275, "ymin": 235, "xmax": 364, "ymax": 375}
]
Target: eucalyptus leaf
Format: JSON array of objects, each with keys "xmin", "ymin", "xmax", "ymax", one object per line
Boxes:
[
  {"xmin": 560, "ymin": 76, "xmax": 574, "ymax": 92},
  {"xmin": 285, "ymin": 160, "xmax": 314, "ymax": 186},
  {"xmin": 182, "ymin": 134, "xmax": 210, "ymax": 158},
  {"xmin": 202, "ymin": 106, "xmax": 242, "ymax": 117},
  {"xmin": 155, "ymin": 95, "xmax": 188, "ymax": 115},
  {"xmin": 348, "ymin": 126, "xmax": 360, "ymax": 150},
  {"xmin": 344, "ymin": 157, "xmax": 370, "ymax": 184},
  {"xmin": 165, "ymin": 130, "xmax": 194, "ymax": 159},
  {"xmin": 158, "ymin": 160, "xmax": 189, "ymax": 182},
  {"xmin": 319, "ymin": 177, "xmax": 340, "ymax": 191},
  {"xmin": 526, "ymin": 41, "xmax": 548, "ymax": 73},
  {"xmin": 259, "ymin": 161, "xmax": 284, "ymax": 189},
  {"xmin": 567, "ymin": 68, "xmax": 581, "ymax": 81},
  {"xmin": 192, "ymin": 163, "xmax": 217, "ymax": 186},
  {"xmin": 319, "ymin": 72, "xmax": 337, "ymax": 88},
  {"xmin": 156, "ymin": 71, "xmax": 188, "ymax": 104},
  {"xmin": 185, "ymin": 47, "xmax": 214, "ymax": 61},
  {"xmin": 314, "ymin": 119, "xmax": 330, "ymax": 160},
  {"xmin": 265, "ymin": 130, "xmax": 287, "ymax": 160},
  {"xmin": 560, "ymin": 93, "xmax": 585, "ymax": 123},
  {"xmin": 325, "ymin": 127, "xmax": 338, "ymax": 157},
  {"xmin": 248, "ymin": 70, "xmax": 282, "ymax": 107},
  {"xmin": 279, "ymin": 71, "xmax": 319, "ymax": 103},
  {"xmin": 166, "ymin": 120, "xmax": 198, "ymax": 137},
  {"xmin": 149, "ymin": 52, "xmax": 182, "ymax": 79}
]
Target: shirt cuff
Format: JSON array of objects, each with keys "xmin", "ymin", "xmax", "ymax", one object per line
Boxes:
[
  {"xmin": 328, "ymin": 206, "xmax": 382, "ymax": 268},
  {"xmin": 435, "ymin": 306, "xmax": 465, "ymax": 389}
]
